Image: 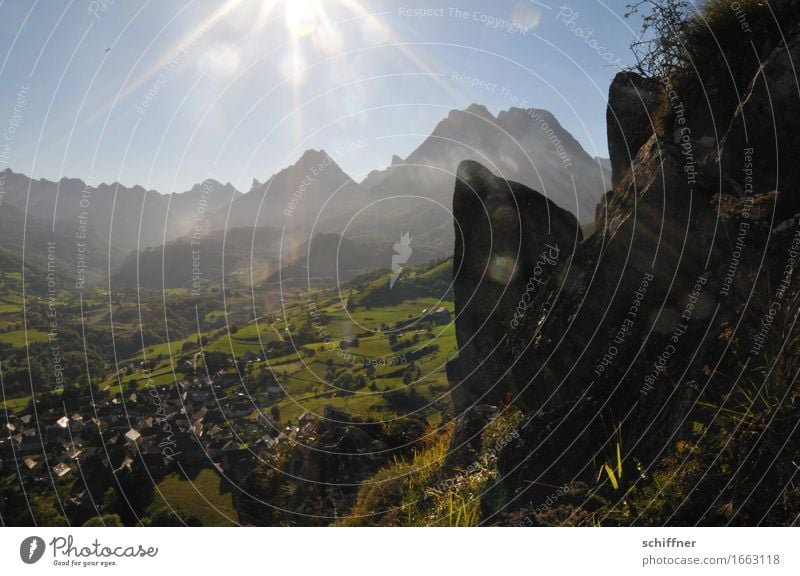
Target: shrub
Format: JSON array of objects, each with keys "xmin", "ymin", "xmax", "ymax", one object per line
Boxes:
[{"xmin": 628, "ymin": 1, "xmax": 800, "ymax": 79}]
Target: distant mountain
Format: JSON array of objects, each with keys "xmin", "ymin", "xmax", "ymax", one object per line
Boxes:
[
  {"xmin": 0, "ymin": 169, "xmax": 240, "ymax": 254},
  {"xmin": 595, "ymin": 156, "xmax": 612, "ymax": 173},
  {"xmin": 263, "ymin": 232, "xmax": 443, "ymax": 288},
  {"xmin": 112, "ymin": 226, "xmax": 283, "ymax": 290},
  {"xmin": 161, "ymin": 179, "xmax": 241, "ymax": 240},
  {"xmin": 0, "ymin": 245, "xmax": 52, "ymax": 295},
  {"xmin": 0, "ymin": 202, "xmax": 122, "ymax": 288},
  {"xmin": 319, "ymin": 104, "xmax": 610, "ymax": 258},
  {"xmin": 2, "ymin": 104, "xmax": 610, "ymax": 288},
  {"xmin": 208, "ymin": 149, "xmax": 366, "ymax": 236}
]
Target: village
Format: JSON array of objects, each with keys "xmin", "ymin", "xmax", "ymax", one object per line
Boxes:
[
  {"xmin": 0, "ymin": 295, "xmax": 455, "ymax": 525},
  {"xmin": 0, "ymin": 348, "xmax": 320, "ymax": 524}
]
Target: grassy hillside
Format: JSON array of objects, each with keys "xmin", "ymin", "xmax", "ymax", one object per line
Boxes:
[{"xmin": 0, "ymin": 255, "xmax": 457, "ymax": 526}]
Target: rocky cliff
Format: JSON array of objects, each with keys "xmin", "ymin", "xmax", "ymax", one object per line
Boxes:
[
  {"xmin": 447, "ymin": 160, "xmax": 581, "ymax": 413},
  {"xmin": 444, "ymin": 14, "xmax": 800, "ymax": 526}
]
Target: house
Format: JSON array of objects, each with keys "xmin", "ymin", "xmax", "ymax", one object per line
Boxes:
[
  {"xmin": 115, "ymin": 455, "xmax": 134, "ymax": 473},
  {"xmin": 191, "ymin": 406, "xmax": 208, "ymax": 424},
  {"xmin": 138, "ymin": 417, "xmax": 155, "ymax": 435},
  {"xmin": 53, "ymin": 463, "xmax": 71, "ymax": 478},
  {"xmin": 124, "ymin": 428, "xmax": 142, "ymax": 445},
  {"xmin": 64, "ymin": 444, "xmax": 83, "ymax": 461},
  {"xmin": 15, "ymin": 429, "xmax": 42, "ymax": 456},
  {"xmin": 21, "ymin": 457, "xmax": 38, "ymax": 478},
  {"xmin": 260, "ymin": 434, "xmax": 279, "ymax": 449},
  {"xmin": 298, "ymin": 411, "xmax": 314, "ymax": 429},
  {"xmin": 68, "ymin": 489, "xmax": 93, "ymax": 511}
]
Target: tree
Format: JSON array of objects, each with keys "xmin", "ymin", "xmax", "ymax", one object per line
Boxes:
[
  {"xmin": 144, "ymin": 506, "xmax": 203, "ymax": 526},
  {"xmin": 626, "ymin": 0, "xmax": 693, "ymax": 78},
  {"xmin": 31, "ymin": 497, "xmax": 68, "ymax": 526},
  {"xmin": 204, "ymin": 351, "xmax": 229, "ymax": 373},
  {"xmin": 125, "ymin": 379, "xmax": 138, "ymax": 394},
  {"xmin": 83, "ymin": 514, "xmax": 124, "ymax": 527}
]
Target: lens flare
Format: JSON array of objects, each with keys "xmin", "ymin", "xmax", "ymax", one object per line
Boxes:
[
  {"xmin": 488, "ymin": 253, "xmax": 516, "ymax": 284},
  {"xmin": 511, "ymin": 3, "xmax": 541, "ymax": 32},
  {"xmin": 490, "ymin": 204, "xmax": 517, "ymax": 229},
  {"xmin": 285, "ymin": 0, "xmax": 317, "ymax": 37}
]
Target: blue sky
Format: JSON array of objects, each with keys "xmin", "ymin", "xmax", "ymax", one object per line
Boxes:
[{"xmin": 0, "ymin": 0, "xmax": 641, "ymax": 193}]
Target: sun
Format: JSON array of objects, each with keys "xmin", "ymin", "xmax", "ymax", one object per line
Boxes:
[{"xmin": 285, "ymin": 0, "xmax": 319, "ymax": 37}]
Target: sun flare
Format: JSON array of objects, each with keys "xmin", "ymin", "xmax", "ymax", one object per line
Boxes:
[{"xmin": 285, "ymin": 0, "xmax": 319, "ymax": 37}]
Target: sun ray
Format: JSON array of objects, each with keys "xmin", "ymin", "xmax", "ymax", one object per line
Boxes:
[
  {"xmin": 255, "ymin": 0, "xmax": 279, "ymax": 28},
  {"xmin": 336, "ymin": 0, "xmax": 467, "ymax": 104},
  {"xmin": 67, "ymin": 0, "xmax": 249, "ymax": 144}
]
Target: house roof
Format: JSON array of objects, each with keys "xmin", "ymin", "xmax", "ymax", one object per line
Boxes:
[
  {"xmin": 118, "ymin": 455, "xmax": 134, "ymax": 472},
  {"xmin": 65, "ymin": 446, "xmax": 83, "ymax": 460},
  {"xmin": 124, "ymin": 428, "xmax": 141, "ymax": 443}
]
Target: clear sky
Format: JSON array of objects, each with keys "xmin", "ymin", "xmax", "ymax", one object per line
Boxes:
[{"xmin": 0, "ymin": 0, "xmax": 642, "ymax": 193}]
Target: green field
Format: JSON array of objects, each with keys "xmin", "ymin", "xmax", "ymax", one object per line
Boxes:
[
  {"xmin": 0, "ymin": 394, "xmax": 31, "ymax": 413},
  {"xmin": 0, "ymin": 329, "xmax": 50, "ymax": 346},
  {"xmin": 148, "ymin": 467, "xmax": 237, "ymax": 526},
  {"xmin": 0, "ymin": 258, "xmax": 456, "ymax": 425}
]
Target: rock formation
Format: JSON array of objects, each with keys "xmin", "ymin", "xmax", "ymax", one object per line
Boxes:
[
  {"xmin": 447, "ymin": 160, "xmax": 581, "ymax": 413},
  {"xmin": 444, "ymin": 20, "xmax": 800, "ymax": 526}
]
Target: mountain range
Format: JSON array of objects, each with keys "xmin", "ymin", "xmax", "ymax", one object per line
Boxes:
[{"xmin": 0, "ymin": 104, "xmax": 610, "ymax": 289}]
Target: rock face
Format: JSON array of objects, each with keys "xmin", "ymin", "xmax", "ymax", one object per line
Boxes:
[
  {"xmin": 721, "ymin": 29, "xmax": 800, "ymax": 220},
  {"xmin": 447, "ymin": 160, "xmax": 581, "ymax": 413},
  {"xmin": 443, "ymin": 404, "xmax": 500, "ymax": 470},
  {"xmin": 606, "ymin": 72, "xmax": 662, "ymax": 188},
  {"xmin": 444, "ymin": 21, "xmax": 800, "ymax": 526}
]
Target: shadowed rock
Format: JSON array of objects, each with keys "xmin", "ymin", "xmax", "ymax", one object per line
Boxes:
[
  {"xmin": 721, "ymin": 30, "xmax": 800, "ymax": 220},
  {"xmin": 606, "ymin": 72, "xmax": 662, "ymax": 189},
  {"xmin": 447, "ymin": 160, "xmax": 581, "ymax": 413}
]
